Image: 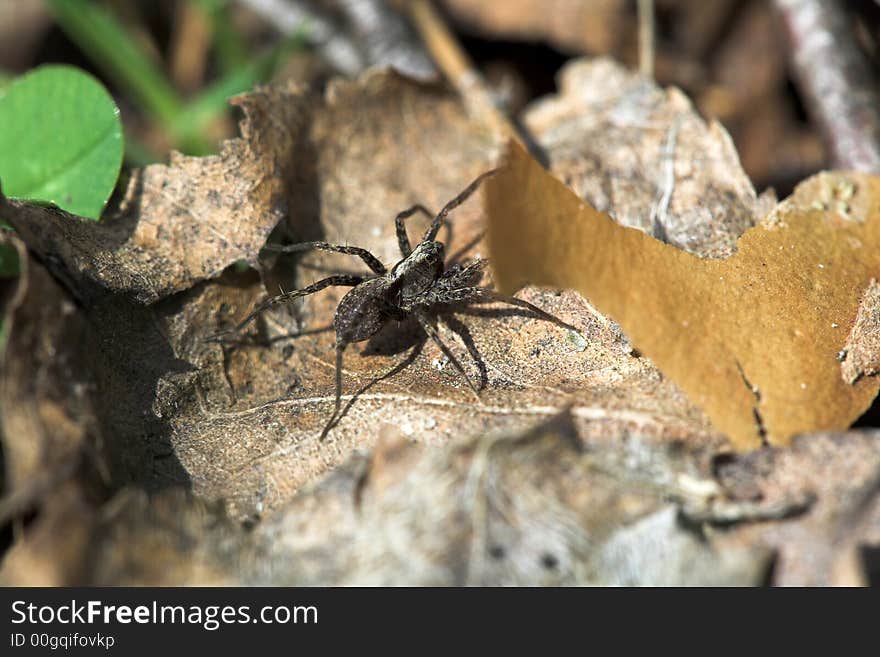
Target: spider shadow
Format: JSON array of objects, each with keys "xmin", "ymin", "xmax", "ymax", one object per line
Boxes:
[
  {"xmin": 327, "ymin": 334, "xmax": 429, "ymax": 436},
  {"xmin": 210, "ymin": 323, "xmax": 335, "ymax": 349},
  {"xmin": 325, "ymin": 302, "xmax": 561, "ymax": 433},
  {"xmin": 360, "ymin": 317, "xmax": 425, "ymax": 357},
  {"xmin": 440, "ymin": 313, "xmax": 489, "ymax": 391},
  {"xmin": 359, "ymin": 303, "xmax": 562, "ymax": 385}
]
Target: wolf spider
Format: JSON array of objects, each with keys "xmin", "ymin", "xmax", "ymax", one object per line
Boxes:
[{"xmin": 213, "ymin": 170, "xmax": 576, "ymax": 439}]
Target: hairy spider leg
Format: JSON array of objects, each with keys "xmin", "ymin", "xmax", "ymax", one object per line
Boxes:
[
  {"xmin": 437, "ymin": 258, "xmax": 490, "ymax": 289},
  {"xmin": 414, "ymin": 310, "xmax": 480, "ymax": 399},
  {"xmin": 394, "ymin": 204, "xmax": 433, "ymax": 258},
  {"xmin": 221, "ymin": 274, "xmax": 364, "ymax": 338},
  {"xmin": 423, "ymin": 169, "xmax": 499, "ymax": 243},
  {"xmin": 263, "ymin": 241, "xmax": 387, "ymax": 274}
]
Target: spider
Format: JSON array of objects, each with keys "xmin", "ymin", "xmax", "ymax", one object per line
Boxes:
[{"xmin": 213, "ymin": 169, "xmax": 577, "ymax": 439}]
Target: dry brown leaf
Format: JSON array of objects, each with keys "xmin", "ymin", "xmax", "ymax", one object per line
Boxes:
[
  {"xmin": 7, "ymin": 411, "xmax": 878, "ymax": 585},
  {"xmin": 523, "ymin": 58, "xmax": 774, "ymax": 258},
  {"xmin": 441, "ymin": 0, "xmax": 630, "ymax": 55},
  {"xmin": 0, "ymin": 484, "xmax": 246, "ymax": 586},
  {"xmin": 0, "ymin": 412, "xmax": 772, "ymax": 586},
  {"xmin": 0, "ymin": 240, "xmax": 103, "ymax": 521},
  {"xmin": 251, "ymin": 411, "xmax": 771, "ymax": 585},
  {"xmin": 487, "ymin": 141, "xmax": 880, "ymax": 449},
  {"xmin": 714, "ymin": 431, "xmax": 880, "ymax": 586},
  {"xmin": 841, "ymin": 279, "xmax": 880, "ymax": 384},
  {"xmin": 0, "ymin": 83, "xmax": 307, "ymax": 304}
]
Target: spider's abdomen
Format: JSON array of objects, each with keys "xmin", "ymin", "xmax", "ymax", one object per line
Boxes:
[{"xmin": 334, "ymin": 277, "xmax": 397, "ymax": 343}]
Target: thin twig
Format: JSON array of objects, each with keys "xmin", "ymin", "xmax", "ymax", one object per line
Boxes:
[
  {"xmin": 333, "ymin": 0, "xmax": 436, "ymax": 79},
  {"xmin": 169, "ymin": 1, "xmax": 210, "ymax": 93},
  {"xmin": 239, "ymin": 0, "xmax": 435, "ymax": 79},
  {"xmin": 637, "ymin": 0, "xmax": 655, "ymax": 78},
  {"xmin": 238, "ymin": 0, "xmax": 363, "ymax": 74},
  {"xmin": 774, "ymin": 0, "xmax": 880, "ymax": 171},
  {"xmin": 403, "ymin": 0, "xmax": 523, "ymax": 145},
  {"xmin": 650, "ymin": 114, "xmax": 684, "ymax": 242}
]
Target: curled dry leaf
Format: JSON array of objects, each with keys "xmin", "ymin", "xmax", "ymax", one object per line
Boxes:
[
  {"xmin": 252, "ymin": 411, "xmax": 771, "ymax": 585},
  {"xmin": 523, "ymin": 58, "xmax": 773, "ymax": 258},
  {"xmin": 714, "ymin": 431, "xmax": 880, "ymax": 586},
  {"xmin": 0, "ymin": 83, "xmax": 306, "ymax": 304},
  {"xmin": 487, "ymin": 141, "xmax": 880, "ymax": 449}
]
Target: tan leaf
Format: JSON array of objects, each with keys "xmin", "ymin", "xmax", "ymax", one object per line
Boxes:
[{"xmin": 486, "ymin": 141, "xmax": 880, "ymax": 449}]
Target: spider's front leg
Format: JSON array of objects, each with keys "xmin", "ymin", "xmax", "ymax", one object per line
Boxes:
[
  {"xmin": 263, "ymin": 241, "xmax": 387, "ymax": 274},
  {"xmin": 422, "ymin": 169, "xmax": 498, "ymax": 243},
  {"xmin": 393, "ymin": 204, "xmax": 433, "ymax": 258}
]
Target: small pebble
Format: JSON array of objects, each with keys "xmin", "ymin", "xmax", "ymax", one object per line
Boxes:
[{"xmin": 567, "ymin": 330, "xmax": 588, "ymax": 352}]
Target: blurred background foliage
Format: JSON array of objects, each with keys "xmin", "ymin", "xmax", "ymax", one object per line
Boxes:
[{"xmin": 7, "ymin": 0, "xmax": 878, "ymax": 190}]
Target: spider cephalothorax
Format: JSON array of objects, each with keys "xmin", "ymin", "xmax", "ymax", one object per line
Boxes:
[{"xmin": 214, "ymin": 170, "xmax": 575, "ymax": 438}]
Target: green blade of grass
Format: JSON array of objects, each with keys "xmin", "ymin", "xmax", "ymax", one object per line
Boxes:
[
  {"xmin": 195, "ymin": 0, "xmax": 249, "ymax": 73},
  {"xmin": 172, "ymin": 33, "xmax": 306, "ymax": 150},
  {"xmin": 44, "ymin": 0, "xmax": 183, "ymax": 126}
]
